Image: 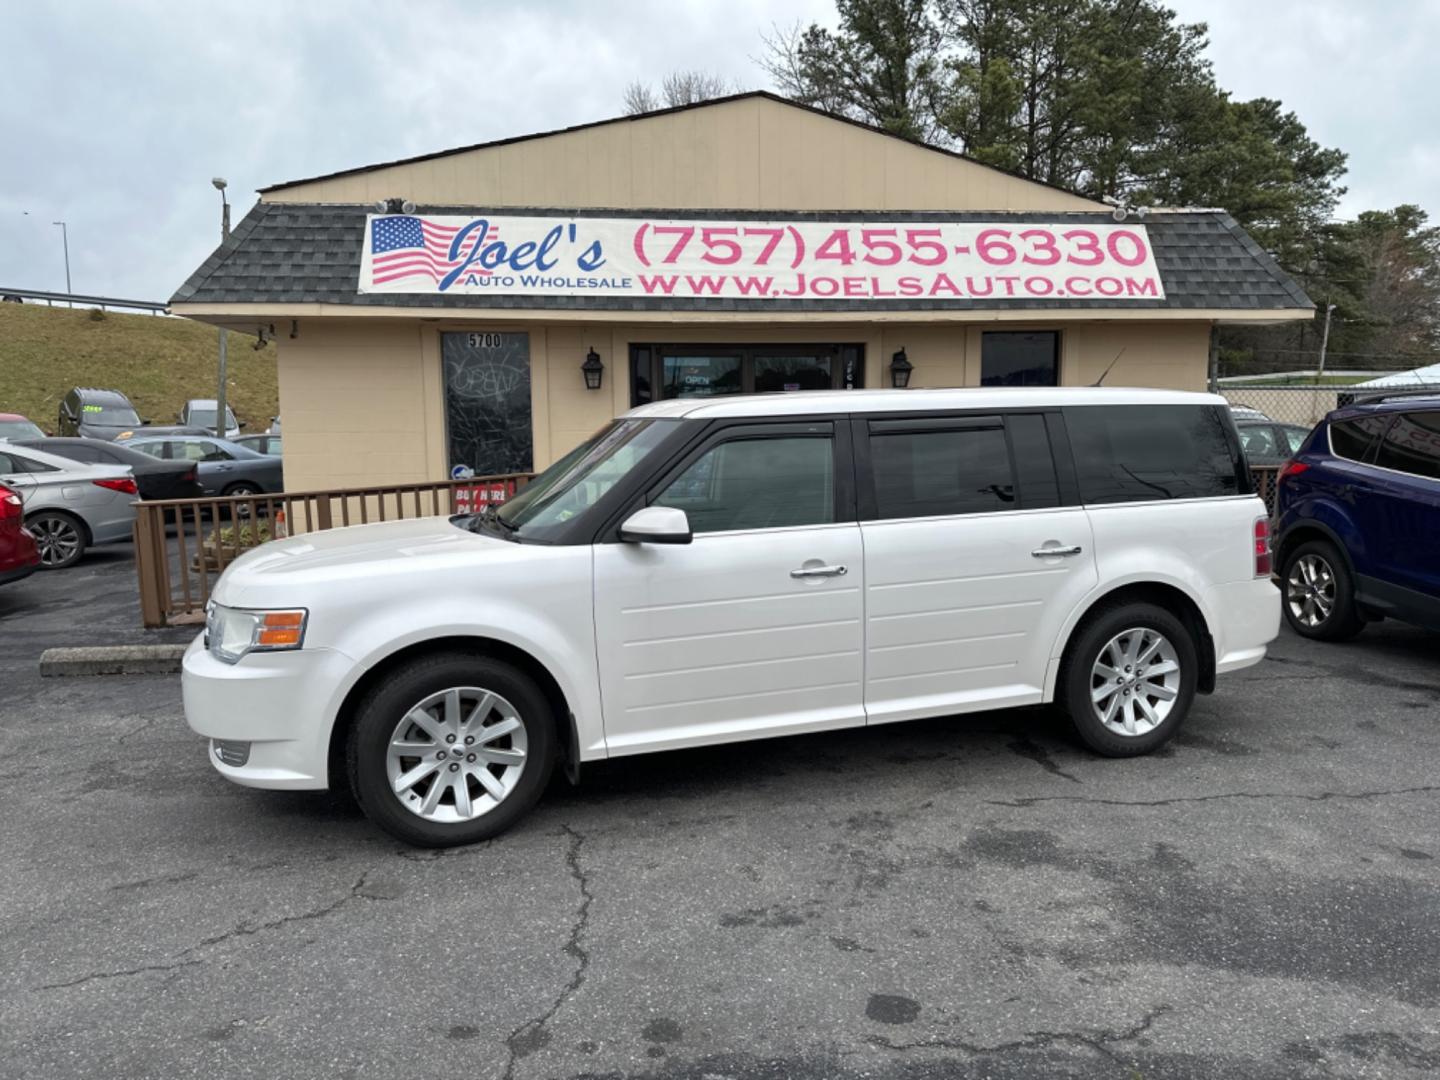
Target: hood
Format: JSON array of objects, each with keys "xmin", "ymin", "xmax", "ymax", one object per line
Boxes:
[{"xmin": 215, "ymin": 516, "xmax": 516, "ymax": 604}]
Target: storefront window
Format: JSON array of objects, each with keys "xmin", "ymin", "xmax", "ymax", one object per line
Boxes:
[
  {"xmin": 981, "ymin": 331, "xmax": 1060, "ymax": 386},
  {"xmin": 631, "ymin": 344, "xmax": 863, "ymax": 405}
]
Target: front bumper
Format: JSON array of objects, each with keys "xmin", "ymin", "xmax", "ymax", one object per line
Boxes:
[{"xmin": 181, "ymin": 635, "xmax": 356, "ymax": 790}]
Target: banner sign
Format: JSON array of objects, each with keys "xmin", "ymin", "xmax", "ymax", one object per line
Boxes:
[{"xmin": 360, "ymin": 214, "xmax": 1165, "ymax": 302}]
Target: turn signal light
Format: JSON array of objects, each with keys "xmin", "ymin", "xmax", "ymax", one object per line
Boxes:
[
  {"xmin": 1254, "ymin": 517, "xmax": 1272, "ymax": 577},
  {"xmin": 94, "ymin": 477, "xmax": 139, "ymax": 496},
  {"xmin": 256, "ymin": 610, "xmax": 305, "ymax": 648}
]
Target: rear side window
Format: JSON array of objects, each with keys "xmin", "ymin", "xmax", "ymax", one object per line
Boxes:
[
  {"xmin": 1374, "ymin": 411, "xmax": 1440, "ymax": 480},
  {"xmin": 1328, "ymin": 414, "xmax": 1390, "ymax": 462},
  {"xmin": 1064, "ymin": 405, "xmax": 1244, "ymax": 504},
  {"xmin": 870, "ymin": 422, "xmax": 1015, "ymax": 518}
]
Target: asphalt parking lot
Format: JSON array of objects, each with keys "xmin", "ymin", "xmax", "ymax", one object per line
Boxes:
[{"xmin": 2, "ymin": 544, "xmax": 1439, "ymax": 1079}]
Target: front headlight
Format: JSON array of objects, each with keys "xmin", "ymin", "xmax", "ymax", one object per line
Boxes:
[{"xmin": 205, "ymin": 603, "xmax": 308, "ymax": 664}]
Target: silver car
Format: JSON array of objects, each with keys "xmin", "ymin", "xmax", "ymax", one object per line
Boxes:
[{"xmin": 0, "ymin": 444, "xmax": 139, "ymax": 569}]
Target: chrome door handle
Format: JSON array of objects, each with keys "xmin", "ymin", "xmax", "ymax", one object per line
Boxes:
[
  {"xmin": 1032, "ymin": 545, "xmax": 1083, "ymax": 558},
  {"xmin": 791, "ymin": 564, "xmax": 848, "ymax": 579}
]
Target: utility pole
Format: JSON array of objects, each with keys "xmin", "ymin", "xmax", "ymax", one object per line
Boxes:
[
  {"xmin": 52, "ymin": 221, "xmax": 71, "ymax": 306},
  {"xmin": 1312, "ymin": 301, "xmax": 1336, "ymax": 422},
  {"xmin": 212, "ymin": 178, "xmax": 231, "ymax": 438}
]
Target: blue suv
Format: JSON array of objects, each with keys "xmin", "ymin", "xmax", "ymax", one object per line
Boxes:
[{"xmin": 1274, "ymin": 393, "xmax": 1440, "ymax": 639}]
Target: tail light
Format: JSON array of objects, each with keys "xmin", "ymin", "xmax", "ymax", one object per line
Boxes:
[
  {"xmin": 1253, "ymin": 517, "xmax": 1272, "ymax": 577},
  {"xmin": 94, "ymin": 477, "xmax": 139, "ymax": 496},
  {"xmin": 0, "ymin": 483, "xmax": 20, "ymax": 520},
  {"xmin": 1278, "ymin": 460, "xmax": 1310, "ymax": 485},
  {"xmin": 185, "ymin": 467, "xmax": 198, "ymax": 482}
]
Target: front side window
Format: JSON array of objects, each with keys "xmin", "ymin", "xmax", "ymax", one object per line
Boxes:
[
  {"xmin": 981, "ymin": 331, "xmax": 1059, "ymax": 387},
  {"xmin": 1065, "ymin": 405, "xmax": 1244, "ymax": 504},
  {"xmin": 1374, "ymin": 411, "xmax": 1440, "ymax": 480},
  {"xmin": 870, "ymin": 424, "xmax": 1015, "ymax": 519},
  {"xmin": 653, "ymin": 436, "xmax": 834, "ymax": 533},
  {"xmin": 490, "ymin": 418, "xmax": 676, "ymax": 540}
]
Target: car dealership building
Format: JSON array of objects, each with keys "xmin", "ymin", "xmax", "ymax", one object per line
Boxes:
[{"xmin": 172, "ymin": 92, "xmax": 1312, "ymax": 491}]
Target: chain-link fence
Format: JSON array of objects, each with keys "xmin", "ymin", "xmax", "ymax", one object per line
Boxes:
[{"xmin": 1219, "ymin": 382, "xmax": 1440, "ymax": 428}]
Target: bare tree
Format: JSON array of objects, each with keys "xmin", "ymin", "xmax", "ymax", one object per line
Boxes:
[
  {"xmin": 622, "ymin": 70, "xmax": 740, "ymax": 114},
  {"xmin": 622, "ymin": 80, "xmax": 659, "ymax": 115}
]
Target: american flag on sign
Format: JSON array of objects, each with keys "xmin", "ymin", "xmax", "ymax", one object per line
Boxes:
[{"xmin": 368, "ymin": 216, "xmax": 498, "ymax": 286}]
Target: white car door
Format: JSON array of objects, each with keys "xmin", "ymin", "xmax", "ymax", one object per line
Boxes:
[
  {"xmin": 593, "ymin": 421, "xmax": 866, "ymax": 756},
  {"xmin": 857, "ymin": 412, "xmax": 1098, "ymax": 724}
]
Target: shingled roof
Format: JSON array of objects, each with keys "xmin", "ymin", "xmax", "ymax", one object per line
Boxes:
[{"xmin": 172, "ymin": 203, "xmax": 1312, "ymax": 315}]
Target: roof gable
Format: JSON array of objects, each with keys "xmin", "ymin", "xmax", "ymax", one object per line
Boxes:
[{"xmin": 260, "ymin": 92, "xmax": 1102, "ymax": 214}]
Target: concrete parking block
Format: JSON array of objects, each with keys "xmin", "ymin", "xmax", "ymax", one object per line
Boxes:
[{"xmin": 39, "ymin": 644, "xmax": 188, "ymax": 677}]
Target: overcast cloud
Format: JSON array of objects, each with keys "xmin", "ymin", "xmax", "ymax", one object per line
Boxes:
[{"xmin": 2, "ymin": 0, "xmax": 1436, "ymax": 301}]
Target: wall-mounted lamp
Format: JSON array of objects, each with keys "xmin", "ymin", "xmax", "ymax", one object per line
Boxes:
[
  {"xmin": 890, "ymin": 347, "xmax": 913, "ymax": 388},
  {"xmin": 582, "ymin": 347, "xmax": 604, "ymax": 390}
]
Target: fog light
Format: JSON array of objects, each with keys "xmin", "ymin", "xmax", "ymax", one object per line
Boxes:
[{"xmin": 213, "ymin": 739, "xmax": 251, "ymax": 767}]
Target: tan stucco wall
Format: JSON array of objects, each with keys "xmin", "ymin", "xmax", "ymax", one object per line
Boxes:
[
  {"xmin": 274, "ymin": 318, "xmax": 1211, "ymax": 492},
  {"xmin": 262, "ymin": 96, "xmax": 1099, "ymax": 214}
]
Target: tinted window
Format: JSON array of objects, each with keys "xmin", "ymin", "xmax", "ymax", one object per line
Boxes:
[
  {"xmin": 1008, "ymin": 413, "xmax": 1061, "ymax": 508},
  {"xmin": 1329, "ymin": 414, "xmax": 1390, "ymax": 462},
  {"xmin": 871, "ymin": 423, "xmax": 1015, "ymax": 518},
  {"xmin": 1374, "ymin": 411, "xmax": 1440, "ymax": 480},
  {"xmin": 654, "ymin": 436, "xmax": 833, "ymax": 533},
  {"xmin": 981, "ymin": 331, "xmax": 1059, "ymax": 387},
  {"xmin": 1065, "ymin": 405, "xmax": 1243, "ymax": 504}
]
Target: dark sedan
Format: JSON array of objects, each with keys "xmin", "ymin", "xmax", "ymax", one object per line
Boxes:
[
  {"xmin": 16, "ymin": 437, "xmax": 205, "ymax": 501},
  {"xmin": 121, "ymin": 435, "xmax": 284, "ymax": 496}
]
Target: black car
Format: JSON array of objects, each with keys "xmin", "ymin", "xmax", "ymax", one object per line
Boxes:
[
  {"xmin": 56, "ymin": 388, "xmax": 147, "ymax": 440},
  {"xmin": 16, "ymin": 437, "xmax": 205, "ymax": 501},
  {"xmin": 1234, "ymin": 419, "xmax": 1312, "ymax": 466}
]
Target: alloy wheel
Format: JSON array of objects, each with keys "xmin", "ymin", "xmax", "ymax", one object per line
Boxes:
[
  {"xmin": 30, "ymin": 515, "xmax": 82, "ymax": 567},
  {"xmin": 385, "ymin": 686, "xmax": 528, "ymax": 823},
  {"xmin": 1089, "ymin": 627, "xmax": 1182, "ymax": 737},
  {"xmin": 1286, "ymin": 554, "xmax": 1335, "ymax": 628}
]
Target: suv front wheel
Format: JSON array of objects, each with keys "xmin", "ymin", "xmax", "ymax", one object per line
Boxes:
[
  {"xmin": 1280, "ymin": 539, "xmax": 1365, "ymax": 641},
  {"xmin": 347, "ymin": 652, "xmax": 556, "ymax": 847},
  {"xmin": 1060, "ymin": 602, "xmax": 1198, "ymax": 756}
]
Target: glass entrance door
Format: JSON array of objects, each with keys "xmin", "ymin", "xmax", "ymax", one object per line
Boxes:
[{"xmin": 441, "ymin": 332, "xmax": 533, "ymax": 476}]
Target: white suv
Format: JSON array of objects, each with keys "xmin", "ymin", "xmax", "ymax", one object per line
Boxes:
[{"xmin": 183, "ymin": 388, "xmax": 1280, "ymax": 846}]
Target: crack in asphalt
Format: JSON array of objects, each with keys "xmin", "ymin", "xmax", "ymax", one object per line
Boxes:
[
  {"xmin": 502, "ymin": 824, "xmax": 594, "ymax": 1080},
  {"xmin": 1006, "ymin": 736, "xmax": 1082, "ymax": 784},
  {"xmin": 35, "ymin": 869, "xmax": 390, "ymax": 992},
  {"xmin": 987, "ymin": 785, "xmax": 1440, "ymax": 809},
  {"xmin": 868, "ymin": 1004, "xmax": 1172, "ymax": 1062}
]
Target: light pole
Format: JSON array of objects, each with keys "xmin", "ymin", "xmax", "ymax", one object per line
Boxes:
[
  {"xmin": 212, "ymin": 178, "xmax": 230, "ymax": 438},
  {"xmin": 52, "ymin": 221, "xmax": 71, "ymax": 306},
  {"xmin": 1311, "ymin": 301, "xmax": 1337, "ymax": 422}
]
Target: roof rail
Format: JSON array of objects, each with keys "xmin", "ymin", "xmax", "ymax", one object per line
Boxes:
[{"xmin": 1343, "ymin": 386, "xmax": 1440, "ymax": 407}]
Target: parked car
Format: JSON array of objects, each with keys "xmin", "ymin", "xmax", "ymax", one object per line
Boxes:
[
  {"xmin": 115, "ymin": 424, "xmax": 215, "ymax": 442},
  {"xmin": 234, "ymin": 433, "xmax": 282, "ymax": 456},
  {"xmin": 1234, "ymin": 418, "xmax": 1313, "ymax": 466},
  {"xmin": 182, "ymin": 387, "xmax": 1280, "ymax": 847},
  {"xmin": 15, "ymin": 437, "xmax": 205, "ymax": 501},
  {"xmin": 56, "ymin": 387, "xmax": 146, "ymax": 440},
  {"xmin": 0, "ymin": 413, "xmax": 46, "ymax": 441},
  {"xmin": 122, "ymin": 435, "xmax": 283, "ymax": 496},
  {"xmin": 179, "ymin": 399, "xmax": 243, "ymax": 439},
  {"xmin": 0, "ymin": 482, "xmax": 41, "ymax": 586},
  {"xmin": 1274, "ymin": 393, "xmax": 1440, "ymax": 638},
  {"xmin": 0, "ymin": 444, "xmax": 138, "ymax": 568},
  {"xmin": 1228, "ymin": 404, "xmax": 1272, "ymax": 422}
]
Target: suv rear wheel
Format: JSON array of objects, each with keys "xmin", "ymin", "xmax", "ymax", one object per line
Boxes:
[
  {"xmin": 347, "ymin": 652, "xmax": 556, "ymax": 847},
  {"xmin": 1060, "ymin": 602, "xmax": 1198, "ymax": 756},
  {"xmin": 1281, "ymin": 539, "xmax": 1365, "ymax": 641}
]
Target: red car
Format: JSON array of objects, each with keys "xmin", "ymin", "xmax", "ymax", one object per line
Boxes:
[{"xmin": 0, "ymin": 482, "xmax": 41, "ymax": 586}]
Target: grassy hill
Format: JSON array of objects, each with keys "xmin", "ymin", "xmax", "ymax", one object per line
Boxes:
[{"xmin": 0, "ymin": 303, "xmax": 277, "ymax": 432}]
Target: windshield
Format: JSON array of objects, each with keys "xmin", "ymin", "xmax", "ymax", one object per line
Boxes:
[
  {"xmin": 189, "ymin": 408, "xmax": 237, "ymax": 428},
  {"xmin": 0, "ymin": 419, "xmax": 45, "ymax": 440},
  {"xmin": 82, "ymin": 403, "xmax": 140, "ymax": 425},
  {"xmin": 459, "ymin": 418, "xmax": 676, "ymax": 541}
]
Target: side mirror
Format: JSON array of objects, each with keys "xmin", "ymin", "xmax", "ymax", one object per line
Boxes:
[
  {"xmin": 619, "ymin": 506, "xmax": 692, "ymax": 545},
  {"xmin": 239, "ymin": 421, "xmax": 248, "ymax": 430},
  {"xmin": 141, "ymin": 418, "xmax": 151, "ymax": 425}
]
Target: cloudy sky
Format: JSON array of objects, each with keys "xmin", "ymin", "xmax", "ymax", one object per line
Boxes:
[{"xmin": 2, "ymin": 0, "xmax": 1436, "ymax": 301}]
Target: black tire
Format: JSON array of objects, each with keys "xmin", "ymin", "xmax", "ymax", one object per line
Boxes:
[
  {"xmin": 26, "ymin": 510, "xmax": 88, "ymax": 570},
  {"xmin": 1059, "ymin": 602, "xmax": 1199, "ymax": 757},
  {"xmin": 1280, "ymin": 539, "xmax": 1365, "ymax": 641},
  {"xmin": 346, "ymin": 652, "xmax": 556, "ymax": 847}
]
